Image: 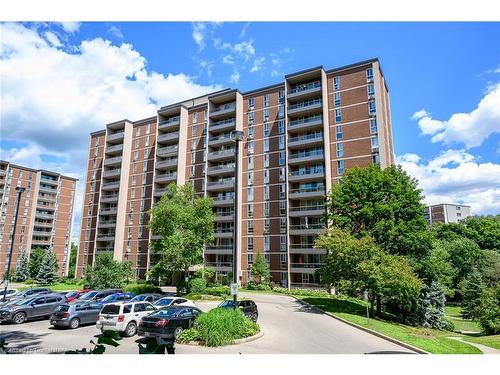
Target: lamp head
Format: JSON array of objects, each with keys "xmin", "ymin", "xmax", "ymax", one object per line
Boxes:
[
  {"xmin": 230, "ymin": 130, "xmax": 245, "ymax": 142},
  {"xmin": 16, "ymin": 186, "xmax": 26, "ymax": 193}
]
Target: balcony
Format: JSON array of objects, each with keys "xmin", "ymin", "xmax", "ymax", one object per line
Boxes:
[
  {"xmin": 35, "ymin": 212, "xmax": 54, "ymax": 220},
  {"xmin": 208, "ymin": 134, "xmax": 233, "ymax": 147},
  {"xmin": 289, "ymin": 263, "xmax": 324, "ymax": 274},
  {"xmin": 210, "ymin": 118, "xmax": 236, "ymax": 132},
  {"xmin": 156, "ymin": 159, "xmax": 178, "ymax": 171},
  {"xmin": 288, "ymin": 169, "xmax": 325, "ymax": 182},
  {"xmin": 288, "ymin": 186, "xmax": 326, "ymax": 200},
  {"xmin": 37, "ymin": 194, "xmax": 56, "ymax": 203},
  {"xmin": 207, "ymin": 164, "xmax": 235, "ymax": 176},
  {"xmin": 288, "ymin": 150, "xmax": 324, "ymax": 165},
  {"xmin": 104, "ymin": 156, "xmax": 122, "ymax": 167},
  {"xmin": 157, "ymin": 132, "xmax": 179, "ymax": 144},
  {"xmin": 207, "ymin": 148, "xmax": 235, "ymax": 162},
  {"xmin": 106, "ymin": 144, "xmax": 123, "ymax": 155},
  {"xmin": 288, "ymin": 81, "xmax": 321, "ymax": 100},
  {"xmin": 103, "ymin": 168, "xmax": 121, "ymax": 178},
  {"xmin": 158, "ymin": 117, "xmax": 180, "ymax": 131},
  {"xmin": 40, "ymin": 177, "xmax": 58, "ymax": 186},
  {"xmin": 37, "ymin": 203, "xmax": 55, "ymax": 211},
  {"xmin": 101, "ymin": 182, "xmax": 120, "ymax": 191},
  {"xmin": 288, "ymin": 132, "xmax": 324, "ymax": 149},
  {"xmin": 214, "ymin": 212, "xmax": 234, "ymax": 222},
  {"xmin": 289, "ymin": 205, "xmax": 325, "ymax": 217},
  {"xmin": 101, "ymin": 194, "xmax": 119, "ymax": 203},
  {"xmin": 38, "ymin": 186, "xmax": 58, "ymax": 194},
  {"xmin": 98, "ymin": 220, "xmax": 117, "ymax": 228},
  {"xmin": 289, "ymin": 245, "xmax": 327, "ymax": 255},
  {"xmin": 289, "ymin": 223, "xmax": 326, "ymax": 236},
  {"xmin": 33, "ymin": 221, "xmax": 53, "ymax": 228},
  {"xmin": 96, "ymin": 234, "xmax": 116, "ymax": 242},
  {"xmin": 100, "ymin": 207, "xmax": 118, "ymax": 215},
  {"xmin": 288, "ymin": 115, "xmax": 323, "ymax": 133},
  {"xmin": 31, "ymin": 239, "xmax": 52, "ymax": 246},
  {"xmin": 156, "ymin": 145, "xmax": 178, "ymax": 157},
  {"xmin": 205, "ymin": 262, "xmax": 233, "ymax": 271},
  {"xmin": 0, "ymin": 170, "xmax": 6, "ymax": 176},
  {"xmin": 206, "ymin": 179, "xmax": 234, "ymax": 192},
  {"xmin": 212, "ymin": 197, "xmax": 234, "ymax": 206},
  {"xmin": 32, "ymin": 230, "xmax": 52, "ymax": 237},
  {"xmin": 155, "ymin": 172, "xmax": 177, "ymax": 184},
  {"xmin": 287, "ymin": 98, "xmax": 322, "ymax": 117},
  {"xmin": 214, "ymin": 229, "xmax": 234, "ymax": 238},
  {"xmin": 107, "ymin": 131, "xmax": 124, "ymax": 143},
  {"xmin": 205, "ymin": 245, "xmax": 233, "ymax": 255},
  {"xmin": 210, "ymin": 103, "xmax": 236, "ymax": 120},
  {"xmin": 154, "ymin": 188, "xmax": 168, "ymax": 197}
]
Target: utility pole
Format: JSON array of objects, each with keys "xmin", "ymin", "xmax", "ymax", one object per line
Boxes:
[{"xmin": 2, "ymin": 186, "xmax": 25, "ymax": 302}]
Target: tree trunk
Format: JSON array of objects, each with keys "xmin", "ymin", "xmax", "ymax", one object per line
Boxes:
[
  {"xmin": 376, "ymin": 294, "xmax": 382, "ymax": 317},
  {"xmin": 370, "ymin": 298, "xmax": 375, "ymax": 318}
]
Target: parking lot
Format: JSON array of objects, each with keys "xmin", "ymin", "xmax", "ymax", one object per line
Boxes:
[{"xmin": 0, "ymin": 292, "xmax": 414, "ymax": 354}]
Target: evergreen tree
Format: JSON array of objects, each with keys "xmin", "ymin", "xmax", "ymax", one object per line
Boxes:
[
  {"xmin": 36, "ymin": 250, "xmax": 58, "ymax": 285},
  {"xmin": 250, "ymin": 252, "xmax": 270, "ymax": 284},
  {"xmin": 13, "ymin": 251, "xmax": 30, "ymax": 282},
  {"xmin": 28, "ymin": 247, "xmax": 46, "ymax": 278},
  {"xmin": 461, "ymin": 269, "xmax": 485, "ymax": 321},
  {"xmin": 413, "ymin": 281, "xmax": 448, "ymax": 329}
]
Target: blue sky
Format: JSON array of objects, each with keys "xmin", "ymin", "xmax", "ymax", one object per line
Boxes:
[{"xmin": 1, "ymin": 22, "xmax": 499, "ymax": 241}]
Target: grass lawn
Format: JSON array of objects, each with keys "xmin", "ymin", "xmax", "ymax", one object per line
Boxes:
[
  {"xmin": 14, "ymin": 282, "xmax": 82, "ymax": 292},
  {"xmin": 298, "ymin": 296, "xmax": 482, "ymax": 354},
  {"xmin": 445, "ymin": 305, "xmax": 481, "ymax": 333},
  {"xmin": 462, "ymin": 335, "xmax": 500, "ymax": 350}
]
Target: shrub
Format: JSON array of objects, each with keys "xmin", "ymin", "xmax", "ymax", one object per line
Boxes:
[
  {"xmin": 188, "ymin": 278, "xmax": 207, "ymax": 294},
  {"xmin": 123, "ymin": 283, "xmax": 162, "ymax": 295},
  {"xmin": 478, "ymin": 285, "xmax": 500, "ymax": 334},
  {"xmin": 272, "ymin": 287, "xmax": 330, "ymax": 297},
  {"xmin": 194, "ymin": 308, "xmax": 259, "ymax": 347},
  {"xmin": 246, "ymin": 281, "xmax": 271, "ymax": 291},
  {"xmin": 176, "ymin": 328, "xmax": 202, "ymax": 343},
  {"xmin": 242, "ymin": 318, "xmax": 259, "ymax": 338},
  {"xmin": 203, "ymin": 286, "xmax": 230, "ymax": 297}
]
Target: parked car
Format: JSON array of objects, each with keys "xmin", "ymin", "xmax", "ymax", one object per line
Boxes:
[
  {"xmin": 2, "ymin": 287, "xmax": 51, "ymax": 303},
  {"xmin": 77, "ymin": 289, "xmax": 122, "ymax": 303},
  {"xmin": 0, "ymin": 293, "xmax": 67, "ymax": 324},
  {"xmin": 0, "ymin": 289, "xmax": 17, "ymax": 300},
  {"xmin": 153, "ymin": 297, "xmax": 196, "ymax": 309},
  {"xmin": 218, "ymin": 299, "xmax": 258, "ymax": 321},
  {"xmin": 96, "ymin": 301, "xmax": 156, "ymax": 337},
  {"xmin": 50, "ymin": 301, "xmax": 103, "ymax": 329},
  {"xmin": 97, "ymin": 292, "xmax": 135, "ymax": 305},
  {"xmin": 130, "ymin": 293, "xmax": 163, "ymax": 303},
  {"xmin": 138, "ymin": 306, "xmax": 202, "ymax": 340},
  {"xmin": 65, "ymin": 289, "xmax": 92, "ymax": 303}
]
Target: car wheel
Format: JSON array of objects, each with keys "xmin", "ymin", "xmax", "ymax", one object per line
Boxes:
[
  {"xmin": 13, "ymin": 312, "xmax": 26, "ymax": 324},
  {"xmin": 69, "ymin": 318, "xmax": 80, "ymax": 329},
  {"xmin": 124, "ymin": 321, "xmax": 137, "ymax": 337},
  {"xmin": 173, "ymin": 326, "xmax": 184, "ymax": 339},
  {"xmin": 251, "ymin": 312, "xmax": 258, "ymax": 322}
]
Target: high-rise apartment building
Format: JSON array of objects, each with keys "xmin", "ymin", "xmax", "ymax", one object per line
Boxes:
[
  {"xmin": 77, "ymin": 58, "xmax": 394, "ymax": 288},
  {"xmin": 424, "ymin": 203, "xmax": 472, "ymax": 226},
  {"xmin": 0, "ymin": 161, "xmax": 77, "ymax": 276}
]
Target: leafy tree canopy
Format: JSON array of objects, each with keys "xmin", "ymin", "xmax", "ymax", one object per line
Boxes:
[
  {"xmin": 84, "ymin": 253, "xmax": 133, "ymax": 289},
  {"xmin": 28, "ymin": 247, "xmax": 46, "ymax": 278},
  {"xmin": 36, "ymin": 250, "xmax": 58, "ymax": 285},
  {"xmin": 250, "ymin": 252, "xmax": 270, "ymax": 284}
]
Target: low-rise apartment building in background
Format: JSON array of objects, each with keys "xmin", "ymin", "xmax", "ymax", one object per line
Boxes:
[
  {"xmin": 77, "ymin": 58, "xmax": 394, "ymax": 288},
  {"xmin": 424, "ymin": 203, "xmax": 472, "ymax": 226},
  {"xmin": 0, "ymin": 161, "xmax": 77, "ymax": 276}
]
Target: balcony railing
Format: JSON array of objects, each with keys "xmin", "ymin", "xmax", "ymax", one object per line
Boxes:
[
  {"xmin": 289, "ymin": 205, "xmax": 325, "ymax": 213},
  {"xmin": 289, "ymin": 169, "xmax": 324, "ymax": 177},
  {"xmin": 159, "ymin": 116, "xmax": 180, "ymax": 125},
  {"xmin": 288, "ymin": 186, "xmax": 326, "ymax": 196},
  {"xmin": 288, "ymin": 98, "xmax": 322, "ymax": 112},
  {"xmin": 289, "ymin": 114, "xmax": 322, "ymax": 127},
  {"xmin": 290, "ymin": 263, "xmax": 323, "ymax": 269},
  {"xmin": 289, "ymin": 150, "xmax": 324, "ymax": 160},
  {"xmin": 156, "ymin": 145, "xmax": 178, "ymax": 156},
  {"xmin": 157, "ymin": 132, "xmax": 179, "ymax": 143},
  {"xmin": 212, "ymin": 103, "xmax": 236, "ymax": 114},
  {"xmin": 205, "ymin": 262, "xmax": 233, "ymax": 268},
  {"xmin": 211, "ymin": 118, "xmax": 235, "ymax": 129},
  {"xmin": 288, "ymin": 132, "xmax": 324, "ymax": 144},
  {"xmin": 288, "ymin": 81, "xmax": 321, "ymax": 95},
  {"xmin": 207, "ymin": 165, "xmax": 235, "ymax": 174},
  {"xmin": 209, "ymin": 134, "xmax": 232, "ymax": 144}
]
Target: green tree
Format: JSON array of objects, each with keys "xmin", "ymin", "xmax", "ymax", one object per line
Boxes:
[
  {"xmin": 478, "ymin": 285, "xmax": 500, "ymax": 334},
  {"xmin": 412, "ymin": 281, "xmax": 449, "ymax": 330},
  {"xmin": 463, "ymin": 215, "xmax": 500, "ymax": 251},
  {"xmin": 67, "ymin": 242, "xmax": 78, "ymax": 279},
  {"xmin": 13, "ymin": 251, "xmax": 30, "ymax": 282},
  {"xmin": 327, "ymin": 165, "xmax": 432, "ymax": 258},
  {"xmin": 148, "ymin": 183, "xmax": 215, "ymax": 279},
  {"xmin": 194, "ymin": 266, "xmax": 216, "ymax": 284},
  {"xmin": 36, "ymin": 250, "xmax": 58, "ymax": 285},
  {"xmin": 461, "ymin": 270, "xmax": 485, "ymax": 321},
  {"xmin": 480, "ymin": 250, "xmax": 500, "ymax": 287},
  {"xmin": 84, "ymin": 253, "xmax": 133, "ymax": 289},
  {"xmin": 412, "ymin": 242, "xmax": 454, "ymax": 295},
  {"xmin": 28, "ymin": 247, "xmax": 46, "ymax": 278},
  {"xmin": 250, "ymin": 252, "xmax": 270, "ymax": 284},
  {"xmin": 442, "ymin": 238, "xmax": 484, "ymax": 292}
]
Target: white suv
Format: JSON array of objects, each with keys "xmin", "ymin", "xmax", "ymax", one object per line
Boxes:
[{"xmin": 96, "ymin": 301, "xmax": 156, "ymax": 337}]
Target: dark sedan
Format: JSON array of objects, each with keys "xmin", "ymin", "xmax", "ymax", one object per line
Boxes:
[
  {"xmin": 0, "ymin": 293, "xmax": 66, "ymax": 324},
  {"xmin": 50, "ymin": 301, "xmax": 103, "ymax": 329},
  {"xmin": 138, "ymin": 306, "xmax": 202, "ymax": 340},
  {"xmin": 218, "ymin": 299, "xmax": 258, "ymax": 321},
  {"xmin": 77, "ymin": 289, "xmax": 123, "ymax": 303}
]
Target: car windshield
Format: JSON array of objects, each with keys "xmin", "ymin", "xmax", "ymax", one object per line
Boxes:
[
  {"xmin": 151, "ymin": 308, "xmax": 178, "ymax": 318},
  {"xmin": 219, "ymin": 300, "xmax": 236, "ymax": 308},
  {"xmin": 155, "ymin": 298, "xmax": 173, "ymax": 306},
  {"xmin": 78, "ymin": 291, "xmax": 97, "ymax": 300},
  {"xmin": 54, "ymin": 305, "xmax": 70, "ymax": 312},
  {"xmin": 131, "ymin": 295, "xmax": 147, "ymax": 302},
  {"xmin": 101, "ymin": 294, "xmax": 118, "ymax": 303},
  {"xmin": 65, "ymin": 291, "xmax": 79, "ymax": 298},
  {"xmin": 17, "ymin": 297, "xmax": 37, "ymax": 305},
  {"xmin": 101, "ymin": 304, "xmax": 121, "ymax": 315}
]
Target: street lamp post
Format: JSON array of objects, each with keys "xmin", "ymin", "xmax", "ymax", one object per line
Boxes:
[
  {"xmin": 2, "ymin": 186, "xmax": 25, "ymax": 302},
  {"xmin": 230, "ymin": 130, "xmax": 244, "ymax": 310}
]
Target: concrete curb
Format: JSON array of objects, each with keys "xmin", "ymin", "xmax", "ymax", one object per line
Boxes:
[
  {"xmin": 178, "ymin": 330, "xmax": 264, "ymax": 347},
  {"xmin": 292, "ymin": 297, "xmax": 429, "ymax": 354}
]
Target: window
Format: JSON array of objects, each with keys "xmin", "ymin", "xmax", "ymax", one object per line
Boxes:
[
  {"xmin": 278, "ymin": 90, "xmax": 285, "ymax": 104},
  {"xmin": 134, "ymin": 151, "xmax": 139, "ymax": 161},
  {"xmin": 131, "ymin": 176, "xmax": 136, "ymax": 186},
  {"xmin": 369, "ymin": 100, "xmax": 376, "ymax": 115},
  {"xmin": 143, "ymin": 148, "xmax": 149, "ymax": 159},
  {"xmin": 264, "ymin": 122, "xmax": 270, "ymax": 136},
  {"xmin": 248, "ymin": 111, "xmax": 255, "ymax": 125},
  {"xmin": 248, "ymin": 171, "xmax": 254, "ymax": 186},
  {"xmin": 135, "ymin": 138, "xmax": 140, "ymax": 149},
  {"xmin": 279, "ymin": 200, "xmax": 286, "ymax": 215},
  {"xmin": 280, "ymin": 253, "xmax": 287, "ymax": 264},
  {"xmin": 264, "ymin": 94, "xmax": 270, "ymax": 108},
  {"xmin": 280, "ymin": 217, "xmax": 286, "ymax": 233},
  {"xmin": 248, "ymin": 219, "xmax": 254, "ymax": 234},
  {"xmin": 264, "ymin": 201, "xmax": 270, "ymax": 216},
  {"xmin": 335, "ymin": 109, "xmax": 342, "ymax": 123},
  {"xmin": 278, "ymin": 104, "xmax": 285, "ymax": 118},
  {"xmin": 264, "ymin": 236, "xmax": 270, "ymax": 251},
  {"xmin": 264, "ymin": 169, "xmax": 270, "ymax": 184},
  {"xmin": 367, "ymin": 83, "xmax": 375, "ymax": 97},
  {"xmin": 279, "ymin": 167, "xmax": 286, "ymax": 182},
  {"xmin": 369, "ymin": 118, "xmax": 378, "ymax": 134},
  {"xmin": 191, "ymin": 151, "xmax": 196, "ymax": 164},
  {"xmin": 192, "ymin": 124, "xmax": 198, "ymax": 137},
  {"xmin": 279, "ymin": 135, "xmax": 285, "ymax": 150},
  {"xmin": 335, "ymin": 125, "xmax": 344, "ymax": 139},
  {"xmin": 264, "ymin": 185, "xmax": 270, "ymax": 200},
  {"xmin": 333, "ymin": 76, "xmax": 340, "ymax": 90},
  {"xmin": 190, "ymin": 165, "xmax": 195, "ymax": 177},
  {"xmin": 248, "ymin": 253, "xmax": 254, "ymax": 265},
  {"xmin": 248, "ymin": 237, "xmax": 254, "ymax": 251},
  {"xmin": 337, "ymin": 160, "xmax": 345, "ymax": 175},
  {"xmin": 336, "ymin": 142, "xmax": 343, "ymax": 158},
  {"xmin": 146, "ymin": 124, "xmax": 151, "ymax": 135},
  {"xmin": 248, "ymin": 125, "xmax": 254, "ymax": 139},
  {"xmin": 264, "ymin": 108, "xmax": 270, "ymax": 121},
  {"xmin": 280, "ymin": 235, "xmax": 287, "ymax": 251},
  {"xmin": 248, "ymin": 97, "xmax": 255, "ymax": 110},
  {"xmin": 247, "ymin": 203, "xmax": 254, "ymax": 217},
  {"xmin": 334, "ymin": 92, "xmax": 341, "ymax": 107},
  {"xmin": 372, "ymin": 153, "xmax": 380, "ymax": 165},
  {"xmin": 366, "ymin": 67, "xmax": 374, "ymax": 80},
  {"xmin": 248, "ymin": 156, "xmax": 254, "ymax": 170},
  {"xmin": 193, "ymin": 112, "xmax": 198, "ymax": 124},
  {"xmin": 279, "ymin": 151, "xmax": 285, "ymax": 166},
  {"xmin": 145, "ymin": 135, "xmax": 150, "ymax": 147},
  {"xmin": 264, "ymin": 218, "xmax": 270, "ymax": 233},
  {"xmin": 248, "ymin": 187, "xmax": 254, "ymax": 202},
  {"xmin": 264, "ymin": 154, "xmax": 270, "ymax": 168},
  {"xmin": 279, "ymin": 184, "xmax": 286, "ymax": 198},
  {"xmin": 371, "ymin": 136, "xmax": 379, "ymax": 150},
  {"xmin": 248, "ymin": 140, "xmax": 254, "ymax": 155},
  {"xmin": 278, "ymin": 119, "xmax": 285, "ymax": 134},
  {"xmin": 142, "ymin": 174, "xmax": 147, "ymax": 185},
  {"xmin": 264, "ymin": 139, "xmax": 269, "ymax": 152}
]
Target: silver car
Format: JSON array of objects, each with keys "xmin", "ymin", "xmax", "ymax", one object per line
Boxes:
[
  {"xmin": 50, "ymin": 302, "xmax": 103, "ymax": 329},
  {"xmin": 0, "ymin": 293, "xmax": 66, "ymax": 324}
]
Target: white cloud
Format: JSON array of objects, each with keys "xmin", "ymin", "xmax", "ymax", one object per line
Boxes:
[
  {"xmin": 192, "ymin": 22, "xmax": 206, "ymax": 51},
  {"xmin": 222, "ymin": 55, "xmax": 234, "ymax": 64},
  {"xmin": 0, "ymin": 22, "xmax": 222, "ymax": 241},
  {"xmin": 57, "ymin": 22, "xmax": 81, "ymax": 33},
  {"xmin": 412, "ymin": 83, "xmax": 500, "ymax": 148},
  {"xmin": 43, "ymin": 31, "xmax": 62, "ymax": 47},
  {"xmin": 250, "ymin": 56, "xmax": 265, "ymax": 73},
  {"xmin": 239, "ymin": 23, "xmax": 250, "ymax": 39},
  {"xmin": 397, "ymin": 149, "xmax": 500, "ymax": 215},
  {"xmin": 229, "ymin": 69, "xmax": 240, "ymax": 84},
  {"xmin": 108, "ymin": 25, "xmax": 124, "ymax": 40}
]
